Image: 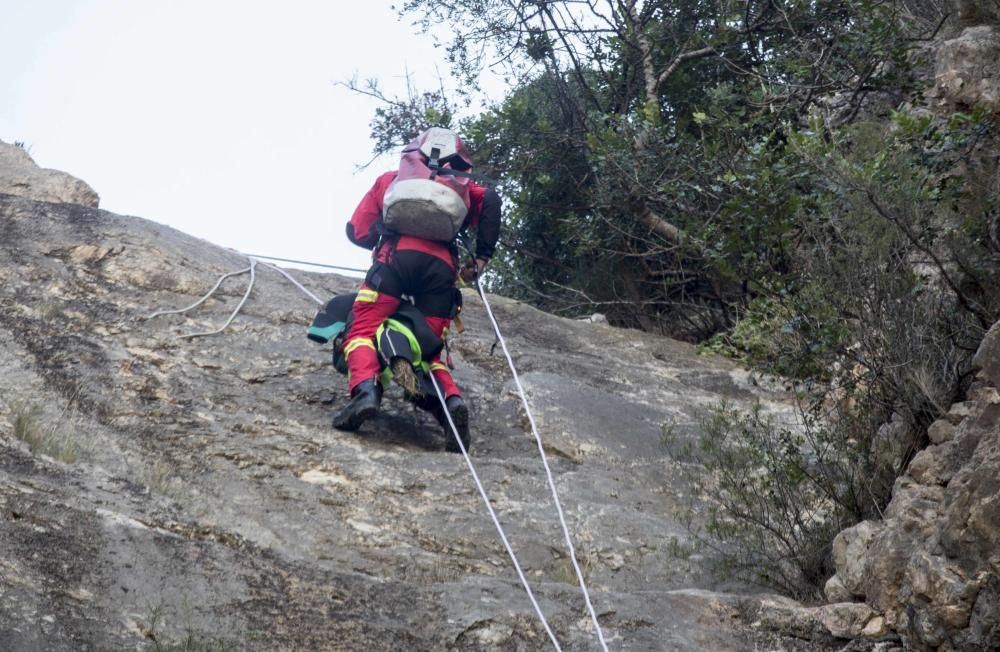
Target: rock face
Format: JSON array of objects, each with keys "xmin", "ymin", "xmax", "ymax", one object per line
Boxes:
[
  {"xmin": 826, "ymin": 324, "xmax": 1000, "ymax": 651},
  {"xmin": 0, "ymin": 141, "xmax": 100, "ymax": 208},
  {"xmin": 0, "ymin": 140, "xmax": 100, "ymax": 208},
  {"xmin": 0, "ymin": 181, "xmax": 833, "ymax": 649},
  {"xmin": 931, "ymin": 0, "xmax": 1000, "ymax": 113}
]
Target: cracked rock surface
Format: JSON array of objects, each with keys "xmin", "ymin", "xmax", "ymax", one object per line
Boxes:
[{"xmin": 0, "ymin": 192, "xmax": 820, "ymax": 651}]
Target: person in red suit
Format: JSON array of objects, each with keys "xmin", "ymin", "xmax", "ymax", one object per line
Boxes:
[{"xmin": 333, "ymin": 128, "xmax": 501, "ymax": 452}]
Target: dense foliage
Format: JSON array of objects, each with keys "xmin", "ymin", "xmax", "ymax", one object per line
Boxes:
[
  {"xmin": 383, "ymin": 0, "xmax": 964, "ymax": 335},
  {"xmin": 361, "ymin": 0, "xmax": 999, "ymax": 596}
]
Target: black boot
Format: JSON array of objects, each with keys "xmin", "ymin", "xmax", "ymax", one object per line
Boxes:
[
  {"xmin": 439, "ymin": 395, "xmax": 471, "ymax": 454},
  {"xmin": 333, "ymin": 380, "xmax": 382, "ymax": 431}
]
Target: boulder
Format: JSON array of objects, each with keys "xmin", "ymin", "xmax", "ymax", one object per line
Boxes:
[
  {"xmin": 927, "ymin": 418, "xmax": 956, "ymax": 444},
  {"xmin": 819, "ymin": 603, "xmax": 877, "ymax": 639},
  {"xmin": 832, "ymin": 520, "xmax": 883, "ymax": 597},
  {"xmin": 825, "ymin": 574, "xmax": 853, "ymax": 603},
  {"xmin": 753, "ymin": 599, "xmax": 877, "ymax": 641},
  {"xmin": 932, "ymin": 26, "xmax": 1000, "ymax": 112},
  {"xmin": 0, "ymin": 140, "xmax": 99, "ymax": 207}
]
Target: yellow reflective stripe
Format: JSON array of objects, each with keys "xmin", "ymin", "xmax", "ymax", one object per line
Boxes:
[
  {"xmin": 429, "ymin": 362, "xmax": 449, "ymax": 373},
  {"xmin": 357, "ymin": 289, "xmax": 379, "ymax": 303},
  {"xmin": 344, "ymin": 338, "xmax": 376, "ymax": 355}
]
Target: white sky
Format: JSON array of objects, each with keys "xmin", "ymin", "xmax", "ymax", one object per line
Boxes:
[{"xmin": 1, "ymin": 1, "xmax": 498, "ymax": 276}]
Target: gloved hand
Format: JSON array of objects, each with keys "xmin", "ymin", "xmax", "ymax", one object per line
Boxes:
[{"xmin": 459, "ymin": 257, "xmax": 488, "ymax": 283}]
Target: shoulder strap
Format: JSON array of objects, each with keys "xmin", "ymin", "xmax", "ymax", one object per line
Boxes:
[
  {"xmin": 403, "ymin": 147, "xmax": 497, "ymax": 186},
  {"xmin": 430, "ymin": 164, "xmax": 497, "ymax": 187}
]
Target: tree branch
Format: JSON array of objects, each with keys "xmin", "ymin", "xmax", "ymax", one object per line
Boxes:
[{"xmin": 655, "ymin": 46, "xmax": 718, "ymax": 93}]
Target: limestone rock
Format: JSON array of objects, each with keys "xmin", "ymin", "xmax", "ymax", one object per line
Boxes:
[
  {"xmin": 832, "ymin": 520, "xmax": 883, "ymax": 597},
  {"xmin": 826, "ymin": 320, "xmax": 1000, "ymax": 651},
  {"xmin": 0, "ymin": 140, "xmax": 99, "ymax": 207},
  {"xmin": 819, "ymin": 603, "xmax": 877, "ymax": 639},
  {"xmin": 945, "ymin": 400, "xmax": 974, "ymax": 425},
  {"xmin": 899, "ymin": 553, "xmax": 979, "ymax": 642},
  {"xmin": 753, "ymin": 598, "xmax": 836, "ymax": 643},
  {"xmin": 927, "ymin": 418, "xmax": 956, "ymax": 444},
  {"xmin": 825, "ymin": 574, "xmax": 853, "ymax": 603},
  {"xmin": 862, "ymin": 615, "xmax": 887, "ymax": 638},
  {"xmin": 972, "ymin": 320, "xmax": 1000, "ymax": 386},
  {"xmin": 932, "ymin": 26, "xmax": 1000, "ymax": 112},
  {"xmin": 0, "ymin": 192, "xmax": 809, "ymax": 650},
  {"xmin": 908, "ymin": 443, "xmax": 959, "ymax": 486},
  {"xmin": 753, "ymin": 599, "xmax": 876, "ymax": 641}
]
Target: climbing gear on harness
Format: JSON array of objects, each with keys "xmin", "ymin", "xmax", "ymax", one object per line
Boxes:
[
  {"xmin": 332, "ymin": 379, "xmax": 382, "ymax": 431},
  {"xmin": 459, "ymin": 256, "xmax": 487, "ymax": 283}
]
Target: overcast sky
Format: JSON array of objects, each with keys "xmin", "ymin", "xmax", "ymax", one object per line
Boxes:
[{"xmin": 1, "ymin": 1, "xmax": 498, "ymax": 276}]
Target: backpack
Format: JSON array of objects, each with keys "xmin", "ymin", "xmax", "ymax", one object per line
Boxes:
[{"xmin": 382, "ymin": 127, "xmax": 473, "ymax": 242}]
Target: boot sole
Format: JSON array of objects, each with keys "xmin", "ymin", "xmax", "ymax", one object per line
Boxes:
[
  {"xmin": 332, "ymin": 404, "xmax": 378, "ymax": 432},
  {"xmin": 390, "ymin": 358, "xmax": 420, "ymax": 397}
]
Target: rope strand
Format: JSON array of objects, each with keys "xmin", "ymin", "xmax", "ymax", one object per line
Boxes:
[
  {"xmin": 241, "ymin": 252, "xmax": 367, "ymax": 274},
  {"xmin": 428, "ymin": 374, "xmax": 563, "ymax": 651},
  {"xmin": 180, "ymin": 258, "xmax": 258, "ymax": 339},
  {"xmin": 258, "ymin": 260, "xmax": 324, "ymax": 305},
  {"xmin": 145, "ymin": 265, "xmax": 252, "ymax": 321},
  {"xmin": 475, "ymin": 281, "xmax": 610, "ymax": 651}
]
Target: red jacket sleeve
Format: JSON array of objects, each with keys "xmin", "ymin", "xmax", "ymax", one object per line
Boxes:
[
  {"xmin": 467, "ymin": 184, "xmax": 501, "ymax": 260},
  {"xmin": 346, "ymin": 171, "xmax": 396, "ymax": 250}
]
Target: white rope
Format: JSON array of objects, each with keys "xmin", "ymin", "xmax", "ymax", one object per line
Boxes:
[
  {"xmin": 145, "ymin": 256, "xmax": 329, "ymax": 337},
  {"xmin": 428, "ymin": 374, "xmax": 564, "ymax": 651},
  {"xmin": 179, "ymin": 258, "xmax": 258, "ymax": 339},
  {"xmin": 248, "ymin": 261, "xmax": 567, "ymax": 649},
  {"xmin": 145, "ymin": 265, "xmax": 253, "ymax": 320},
  {"xmin": 475, "ymin": 283, "xmax": 610, "ymax": 651},
  {"xmin": 257, "ymin": 260, "xmax": 324, "ymax": 305},
  {"xmin": 241, "ymin": 252, "xmax": 367, "ymax": 275}
]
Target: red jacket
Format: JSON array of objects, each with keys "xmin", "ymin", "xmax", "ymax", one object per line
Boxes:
[{"xmin": 346, "ymin": 171, "xmax": 500, "ymax": 270}]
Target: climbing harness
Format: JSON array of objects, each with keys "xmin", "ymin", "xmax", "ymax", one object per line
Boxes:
[{"xmin": 146, "ymin": 253, "xmax": 610, "ymax": 651}]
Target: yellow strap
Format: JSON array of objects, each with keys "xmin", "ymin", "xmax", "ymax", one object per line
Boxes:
[
  {"xmin": 429, "ymin": 362, "xmax": 449, "ymax": 373},
  {"xmin": 357, "ymin": 288, "xmax": 379, "ymax": 303},
  {"xmin": 344, "ymin": 338, "xmax": 376, "ymax": 356}
]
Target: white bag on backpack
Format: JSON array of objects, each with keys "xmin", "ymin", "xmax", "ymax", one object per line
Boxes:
[{"xmin": 382, "ymin": 127, "xmax": 473, "ymax": 241}]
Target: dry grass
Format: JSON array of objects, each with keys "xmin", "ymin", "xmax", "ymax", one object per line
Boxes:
[{"xmin": 9, "ymin": 401, "xmax": 85, "ymax": 464}]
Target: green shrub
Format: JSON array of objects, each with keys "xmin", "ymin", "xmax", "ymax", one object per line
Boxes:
[
  {"xmin": 670, "ymin": 402, "xmax": 846, "ymax": 598},
  {"xmin": 672, "ymin": 108, "xmax": 998, "ymax": 599}
]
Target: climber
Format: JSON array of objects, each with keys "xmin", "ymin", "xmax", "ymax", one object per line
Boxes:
[{"xmin": 332, "ymin": 127, "xmax": 501, "ymax": 452}]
